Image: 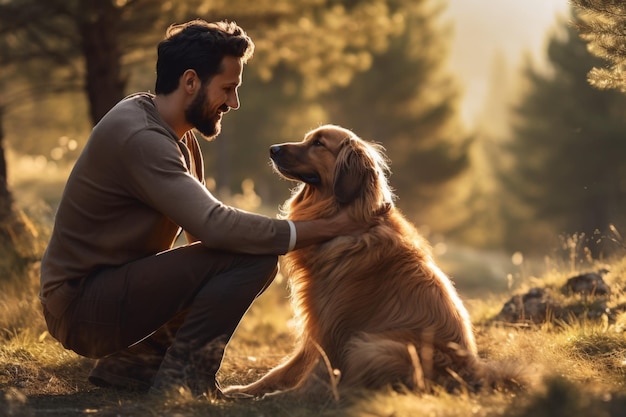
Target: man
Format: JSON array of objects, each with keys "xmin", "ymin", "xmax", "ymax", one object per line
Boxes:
[{"xmin": 39, "ymin": 19, "xmax": 363, "ymax": 398}]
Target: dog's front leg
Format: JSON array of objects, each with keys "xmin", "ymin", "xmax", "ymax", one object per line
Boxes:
[{"xmin": 223, "ymin": 345, "xmax": 317, "ymax": 398}]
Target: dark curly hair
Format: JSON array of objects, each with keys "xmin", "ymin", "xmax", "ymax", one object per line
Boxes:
[{"xmin": 155, "ymin": 19, "xmax": 255, "ymax": 94}]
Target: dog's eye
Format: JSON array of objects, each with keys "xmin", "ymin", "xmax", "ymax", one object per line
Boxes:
[{"xmin": 312, "ymin": 140, "xmax": 324, "ymax": 147}]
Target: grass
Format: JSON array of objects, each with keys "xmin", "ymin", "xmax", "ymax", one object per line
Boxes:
[
  {"xmin": 3, "ymin": 247, "xmax": 626, "ymax": 416},
  {"xmin": 3, "ymin": 158, "xmax": 626, "ymax": 415}
]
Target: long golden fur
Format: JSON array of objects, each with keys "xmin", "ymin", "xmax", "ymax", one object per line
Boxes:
[{"xmin": 224, "ymin": 125, "xmax": 495, "ymax": 398}]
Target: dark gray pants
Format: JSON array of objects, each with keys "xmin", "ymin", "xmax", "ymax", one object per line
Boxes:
[{"xmin": 43, "ymin": 242, "xmax": 278, "ymax": 360}]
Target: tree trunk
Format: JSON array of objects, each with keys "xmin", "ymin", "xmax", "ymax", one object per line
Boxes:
[
  {"xmin": 582, "ymin": 195, "xmax": 612, "ymax": 257},
  {"xmin": 78, "ymin": 0, "xmax": 126, "ymax": 125},
  {"xmin": 0, "ymin": 105, "xmax": 13, "ymax": 221}
]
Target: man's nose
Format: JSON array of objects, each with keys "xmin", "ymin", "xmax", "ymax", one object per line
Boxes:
[{"xmin": 226, "ymin": 92, "xmax": 240, "ymax": 110}]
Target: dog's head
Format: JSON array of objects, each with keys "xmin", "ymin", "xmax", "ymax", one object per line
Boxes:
[{"xmin": 270, "ymin": 124, "xmax": 394, "ymax": 219}]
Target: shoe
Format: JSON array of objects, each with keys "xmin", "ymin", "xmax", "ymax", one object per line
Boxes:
[
  {"xmin": 150, "ymin": 336, "xmax": 227, "ymax": 398},
  {"xmin": 149, "ymin": 345, "xmax": 190, "ymax": 395},
  {"xmin": 88, "ymin": 349, "xmax": 163, "ymax": 391}
]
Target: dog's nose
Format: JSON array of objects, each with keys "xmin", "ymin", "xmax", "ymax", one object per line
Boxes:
[{"xmin": 270, "ymin": 145, "xmax": 282, "ymax": 156}]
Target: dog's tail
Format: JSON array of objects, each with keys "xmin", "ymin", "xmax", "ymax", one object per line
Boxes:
[{"xmin": 305, "ymin": 334, "xmax": 537, "ymax": 396}]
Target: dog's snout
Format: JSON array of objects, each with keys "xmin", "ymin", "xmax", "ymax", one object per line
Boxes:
[{"xmin": 270, "ymin": 145, "xmax": 282, "ymax": 156}]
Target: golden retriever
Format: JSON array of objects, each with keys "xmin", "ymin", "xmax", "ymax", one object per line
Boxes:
[{"xmin": 224, "ymin": 125, "xmax": 493, "ymax": 398}]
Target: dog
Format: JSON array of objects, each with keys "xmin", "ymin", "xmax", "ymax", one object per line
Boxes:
[{"xmin": 224, "ymin": 124, "xmax": 492, "ymax": 398}]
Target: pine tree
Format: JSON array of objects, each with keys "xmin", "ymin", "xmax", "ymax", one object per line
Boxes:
[
  {"xmin": 201, "ymin": 0, "xmax": 471, "ymax": 219},
  {"xmin": 0, "ymin": 0, "xmax": 419, "ymax": 204},
  {"xmin": 502, "ymin": 14, "xmax": 626, "ymax": 256},
  {"xmin": 319, "ymin": 0, "xmax": 470, "ymax": 229},
  {"xmin": 571, "ymin": 0, "xmax": 626, "ymax": 91},
  {"xmin": 452, "ymin": 53, "xmax": 515, "ymax": 249}
]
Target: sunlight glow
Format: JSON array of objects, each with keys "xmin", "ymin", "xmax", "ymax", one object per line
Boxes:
[
  {"xmin": 511, "ymin": 251, "xmax": 524, "ymax": 266},
  {"xmin": 445, "ymin": 0, "xmax": 571, "ymax": 126}
]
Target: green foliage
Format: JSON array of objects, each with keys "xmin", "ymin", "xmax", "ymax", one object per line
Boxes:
[
  {"xmin": 193, "ymin": 0, "xmax": 470, "ymax": 223},
  {"xmin": 500, "ymin": 12, "xmax": 626, "ymax": 256},
  {"xmin": 0, "ymin": 0, "xmax": 411, "ymax": 124},
  {"xmin": 571, "ymin": 0, "xmax": 626, "ymax": 92},
  {"xmin": 320, "ymin": 0, "xmax": 470, "ymax": 220},
  {"xmin": 1, "ymin": 0, "xmax": 468, "ymax": 225}
]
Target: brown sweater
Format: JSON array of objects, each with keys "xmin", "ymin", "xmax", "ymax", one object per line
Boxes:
[{"xmin": 40, "ymin": 93, "xmax": 291, "ymax": 300}]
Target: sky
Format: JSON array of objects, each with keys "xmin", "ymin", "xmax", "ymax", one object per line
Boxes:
[{"xmin": 443, "ymin": 0, "xmax": 572, "ymax": 126}]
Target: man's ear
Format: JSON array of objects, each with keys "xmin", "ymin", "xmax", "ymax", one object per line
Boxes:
[
  {"xmin": 182, "ymin": 70, "xmax": 198, "ymax": 91},
  {"xmin": 333, "ymin": 141, "xmax": 370, "ymax": 204}
]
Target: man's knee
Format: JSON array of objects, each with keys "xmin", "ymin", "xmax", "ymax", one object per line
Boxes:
[{"xmin": 192, "ymin": 254, "xmax": 279, "ymax": 304}]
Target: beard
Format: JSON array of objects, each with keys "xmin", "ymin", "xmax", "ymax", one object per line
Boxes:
[{"xmin": 185, "ymin": 88, "xmax": 226, "ymax": 141}]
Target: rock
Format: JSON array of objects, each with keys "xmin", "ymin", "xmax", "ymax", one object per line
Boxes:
[
  {"xmin": 563, "ymin": 269, "xmax": 611, "ymax": 296},
  {"xmin": 495, "ymin": 287, "xmax": 560, "ymax": 324},
  {"xmin": 494, "ymin": 272, "xmax": 615, "ymax": 325}
]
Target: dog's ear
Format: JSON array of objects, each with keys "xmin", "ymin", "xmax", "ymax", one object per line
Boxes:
[{"xmin": 333, "ymin": 140, "xmax": 372, "ymax": 205}]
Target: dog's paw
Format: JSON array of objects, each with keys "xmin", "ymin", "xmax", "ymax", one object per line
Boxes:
[
  {"xmin": 223, "ymin": 390, "xmax": 258, "ymax": 399},
  {"xmin": 221, "ymin": 385, "xmax": 262, "ymax": 400}
]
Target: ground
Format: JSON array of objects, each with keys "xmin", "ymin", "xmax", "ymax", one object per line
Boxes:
[{"xmin": 3, "ymin": 257, "xmax": 626, "ymax": 416}]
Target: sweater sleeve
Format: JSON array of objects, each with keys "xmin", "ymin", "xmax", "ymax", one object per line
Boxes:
[{"xmin": 121, "ymin": 129, "xmax": 291, "ymax": 255}]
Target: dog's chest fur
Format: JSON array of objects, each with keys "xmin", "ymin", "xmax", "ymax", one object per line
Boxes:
[{"xmin": 283, "ymin": 218, "xmax": 430, "ymax": 336}]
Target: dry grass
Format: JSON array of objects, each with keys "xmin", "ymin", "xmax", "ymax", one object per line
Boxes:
[
  {"xmin": 3, "ymin": 161, "xmax": 626, "ymax": 415},
  {"xmin": 2, "ymin": 254, "xmax": 625, "ymax": 416}
]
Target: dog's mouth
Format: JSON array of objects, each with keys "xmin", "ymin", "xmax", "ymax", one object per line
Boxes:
[
  {"xmin": 270, "ymin": 157, "xmax": 321, "ymax": 185},
  {"xmin": 295, "ymin": 173, "xmax": 321, "ymax": 185}
]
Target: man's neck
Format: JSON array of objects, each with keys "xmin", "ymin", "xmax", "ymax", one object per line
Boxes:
[{"xmin": 153, "ymin": 93, "xmax": 192, "ymax": 139}]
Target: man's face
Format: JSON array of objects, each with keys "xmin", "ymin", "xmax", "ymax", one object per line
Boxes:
[{"xmin": 185, "ymin": 55, "xmax": 243, "ymax": 141}]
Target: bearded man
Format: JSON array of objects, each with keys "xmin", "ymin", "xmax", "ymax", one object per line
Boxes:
[{"xmin": 40, "ymin": 19, "xmax": 362, "ymax": 398}]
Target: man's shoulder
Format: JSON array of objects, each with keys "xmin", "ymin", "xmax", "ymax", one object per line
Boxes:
[
  {"xmin": 92, "ymin": 93, "xmax": 173, "ymax": 144},
  {"xmin": 106, "ymin": 93, "xmax": 155, "ymax": 124}
]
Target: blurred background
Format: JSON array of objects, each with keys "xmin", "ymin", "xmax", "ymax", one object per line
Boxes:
[{"xmin": 1, "ymin": 0, "xmax": 623, "ymax": 295}]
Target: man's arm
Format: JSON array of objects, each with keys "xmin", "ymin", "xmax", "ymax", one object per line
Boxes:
[{"xmin": 290, "ymin": 210, "xmax": 366, "ymax": 250}]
